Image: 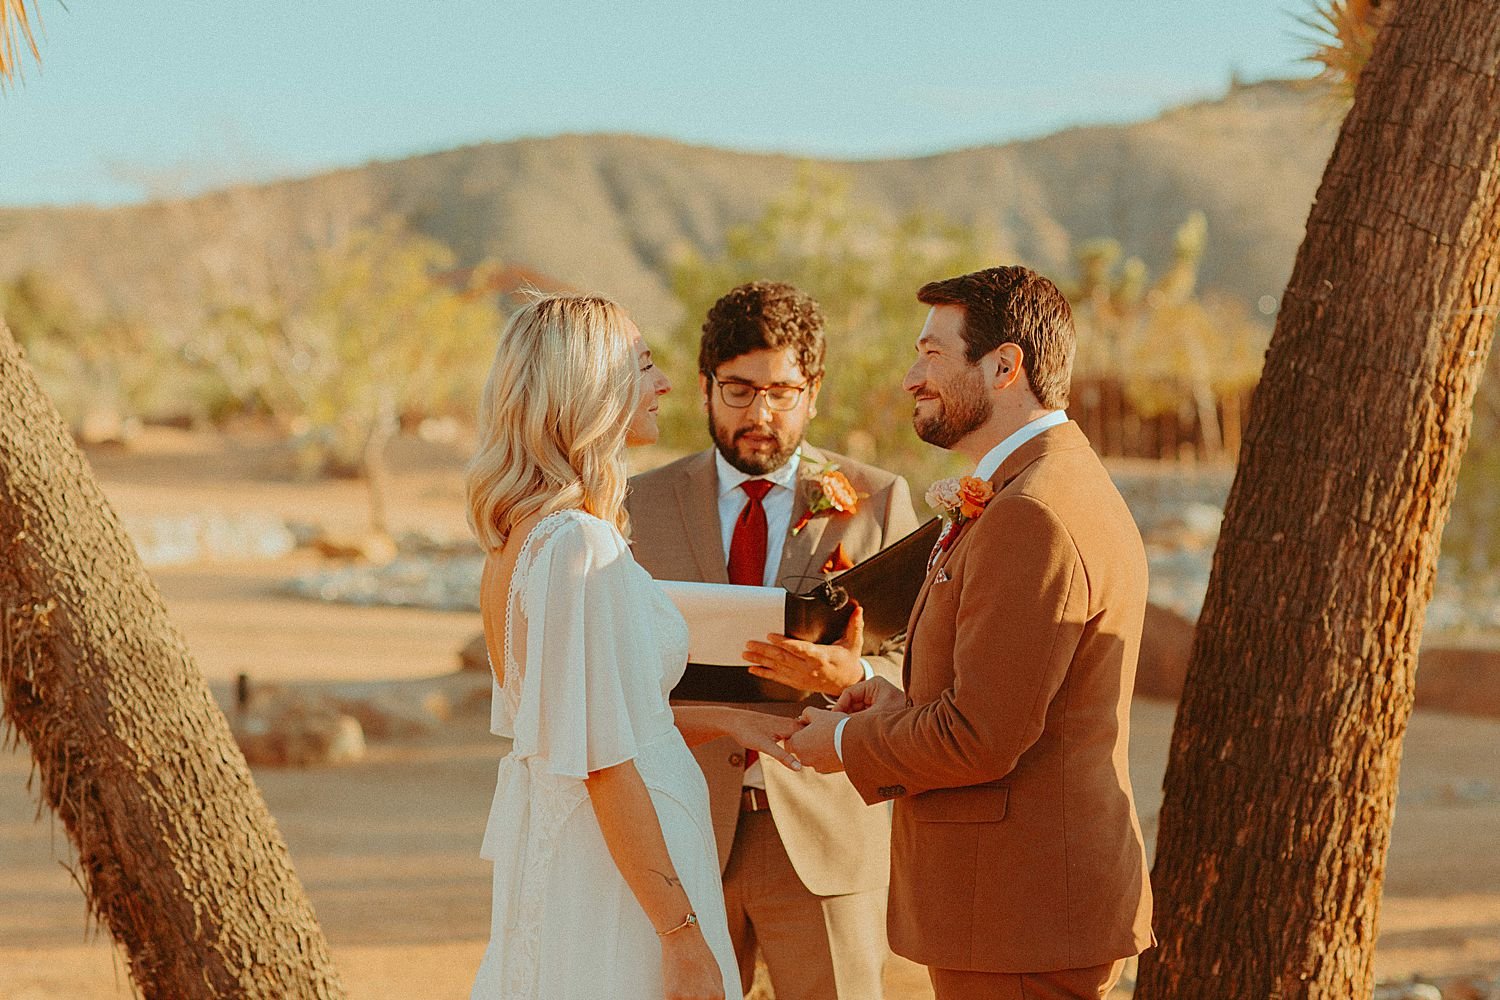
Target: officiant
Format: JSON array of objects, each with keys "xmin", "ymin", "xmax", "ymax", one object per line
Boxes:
[{"xmin": 627, "ymin": 281, "xmax": 918, "ymax": 1000}]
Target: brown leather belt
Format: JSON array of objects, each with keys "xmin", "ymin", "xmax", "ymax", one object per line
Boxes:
[{"xmin": 740, "ymin": 787, "xmax": 771, "ymax": 813}]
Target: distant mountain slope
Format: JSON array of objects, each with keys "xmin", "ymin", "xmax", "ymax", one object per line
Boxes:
[{"xmin": 0, "ymin": 80, "xmax": 1338, "ymax": 330}]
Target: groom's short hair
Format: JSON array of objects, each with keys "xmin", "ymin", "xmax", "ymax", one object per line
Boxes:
[
  {"xmin": 698, "ymin": 281, "xmax": 827, "ymax": 383},
  {"xmin": 917, "ymin": 266, "xmax": 1074, "ymax": 409}
]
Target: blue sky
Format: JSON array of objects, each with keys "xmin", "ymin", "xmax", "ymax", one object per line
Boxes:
[{"xmin": 1, "ymin": 1, "xmax": 1320, "ymax": 206}]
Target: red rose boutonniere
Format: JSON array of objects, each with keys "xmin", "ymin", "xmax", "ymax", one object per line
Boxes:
[
  {"xmin": 791, "ymin": 463, "xmax": 864, "ymax": 535},
  {"xmin": 925, "ymin": 475, "xmax": 996, "ymax": 552}
]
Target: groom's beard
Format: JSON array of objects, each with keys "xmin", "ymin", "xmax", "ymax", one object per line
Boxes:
[
  {"xmin": 709, "ymin": 414, "xmax": 802, "ymax": 476},
  {"xmin": 913, "ymin": 365, "xmax": 992, "ymax": 449}
]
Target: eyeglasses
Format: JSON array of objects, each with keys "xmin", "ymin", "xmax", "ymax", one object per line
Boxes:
[{"xmin": 710, "ymin": 375, "xmax": 810, "ymax": 411}]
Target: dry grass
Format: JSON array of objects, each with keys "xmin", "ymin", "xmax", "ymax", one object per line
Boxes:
[
  {"xmin": 1295, "ymin": 0, "xmax": 1395, "ymax": 100},
  {"xmin": 0, "ymin": 0, "xmax": 41, "ymax": 83}
]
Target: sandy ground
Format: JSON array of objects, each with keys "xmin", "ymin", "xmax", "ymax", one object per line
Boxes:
[{"xmin": 2, "ymin": 428, "xmax": 1498, "ymax": 998}]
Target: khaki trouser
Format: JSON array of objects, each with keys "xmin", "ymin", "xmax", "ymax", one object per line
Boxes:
[{"xmin": 721, "ymin": 809, "xmax": 887, "ymax": 1000}]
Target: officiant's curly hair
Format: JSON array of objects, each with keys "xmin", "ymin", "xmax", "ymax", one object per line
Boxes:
[
  {"xmin": 698, "ymin": 281, "xmax": 826, "ymax": 383},
  {"xmin": 466, "ymin": 294, "xmax": 638, "ymax": 549},
  {"xmin": 917, "ymin": 266, "xmax": 1074, "ymax": 409}
]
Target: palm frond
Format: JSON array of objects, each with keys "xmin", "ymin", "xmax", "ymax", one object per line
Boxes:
[
  {"xmin": 1293, "ymin": 0, "xmax": 1394, "ymax": 100},
  {"xmin": 0, "ymin": 0, "xmax": 42, "ymax": 85}
]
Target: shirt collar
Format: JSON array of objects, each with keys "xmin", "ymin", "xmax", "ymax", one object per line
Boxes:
[
  {"xmin": 974, "ymin": 410, "xmax": 1068, "ymax": 481},
  {"xmin": 715, "ymin": 447, "xmax": 802, "ymax": 498}
]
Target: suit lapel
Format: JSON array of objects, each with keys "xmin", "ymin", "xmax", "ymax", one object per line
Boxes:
[
  {"xmin": 902, "ymin": 518, "xmax": 965, "ymax": 685},
  {"xmin": 774, "ymin": 447, "xmax": 829, "ymax": 590},
  {"xmin": 674, "ymin": 451, "xmax": 730, "ymax": 584},
  {"xmin": 901, "ymin": 421, "xmax": 1088, "ymax": 686}
]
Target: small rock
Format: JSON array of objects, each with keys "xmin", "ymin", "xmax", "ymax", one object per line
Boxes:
[
  {"xmin": 460, "ymin": 632, "xmax": 490, "ymax": 673},
  {"xmin": 231, "ymin": 690, "xmax": 366, "ymax": 768},
  {"xmin": 311, "ymin": 532, "xmax": 399, "ymax": 564},
  {"xmin": 325, "ymin": 715, "xmax": 368, "ymax": 764},
  {"xmin": 1455, "ymin": 974, "xmax": 1500, "ymax": 1000},
  {"xmin": 336, "ymin": 690, "xmax": 441, "ymax": 740},
  {"xmin": 77, "ymin": 409, "xmax": 141, "ymax": 446},
  {"xmin": 285, "ymin": 520, "xmax": 328, "ymax": 549},
  {"xmin": 1374, "ymin": 982, "xmax": 1443, "ymax": 1000},
  {"xmin": 417, "ymin": 416, "xmax": 463, "ymax": 444},
  {"xmin": 1180, "ymin": 501, "xmax": 1224, "ymax": 540},
  {"xmin": 420, "ymin": 690, "xmax": 453, "ymax": 723}
]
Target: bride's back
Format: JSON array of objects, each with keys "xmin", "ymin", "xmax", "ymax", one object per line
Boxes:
[{"xmin": 465, "ymin": 294, "xmax": 640, "ymax": 689}]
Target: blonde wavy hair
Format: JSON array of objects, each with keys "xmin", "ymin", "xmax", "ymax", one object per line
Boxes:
[{"xmin": 466, "ymin": 294, "xmax": 639, "ymax": 550}]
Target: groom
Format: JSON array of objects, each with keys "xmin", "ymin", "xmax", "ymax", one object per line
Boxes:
[{"xmin": 784, "ymin": 266, "xmax": 1154, "ymax": 999}]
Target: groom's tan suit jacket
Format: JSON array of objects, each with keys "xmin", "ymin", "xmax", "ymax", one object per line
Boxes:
[
  {"xmin": 841, "ymin": 421, "xmax": 1154, "ymax": 974},
  {"xmin": 627, "ymin": 445, "xmax": 918, "ymax": 895}
]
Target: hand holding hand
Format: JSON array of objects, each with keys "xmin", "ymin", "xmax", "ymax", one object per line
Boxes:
[
  {"xmin": 835, "ymin": 675, "xmax": 904, "ymax": 715},
  {"xmin": 722, "ymin": 708, "xmax": 806, "ymax": 772},
  {"xmin": 743, "ymin": 603, "xmax": 866, "ymax": 697},
  {"xmin": 785, "ymin": 706, "xmax": 847, "ymax": 774}
]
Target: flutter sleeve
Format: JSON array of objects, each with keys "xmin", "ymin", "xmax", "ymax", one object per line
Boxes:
[{"xmin": 508, "ymin": 514, "xmax": 649, "ymax": 780}]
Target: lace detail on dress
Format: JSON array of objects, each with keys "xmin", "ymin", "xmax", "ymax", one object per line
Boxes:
[
  {"xmin": 502, "ymin": 764, "xmax": 588, "ymax": 999},
  {"xmin": 495, "ymin": 509, "xmax": 583, "ymax": 735}
]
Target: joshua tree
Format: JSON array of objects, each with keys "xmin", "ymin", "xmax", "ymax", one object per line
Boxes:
[
  {"xmin": 1137, "ymin": 1, "xmax": 1500, "ymax": 995},
  {"xmin": 1, "ymin": 320, "xmax": 348, "ymax": 997}
]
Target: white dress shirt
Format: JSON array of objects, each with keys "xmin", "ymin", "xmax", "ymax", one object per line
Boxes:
[
  {"xmin": 716, "ymin": 449, "xmax": 801, "ymax": 588},
  {"xmin": 832, "ymin": 411, "xmax": 1069, "ymax": 762}
]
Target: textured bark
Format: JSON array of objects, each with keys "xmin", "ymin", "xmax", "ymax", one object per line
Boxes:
[
  {"xmin": 1137, "ymin": 2, "xmax": 1500, "ymax": 997},
  {"xmin": 0, "ymin": 321, "xmax": 345, "ymax": 998}
]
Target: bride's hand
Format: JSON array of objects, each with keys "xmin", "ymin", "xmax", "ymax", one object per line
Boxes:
[
  {"xmin": 660, "ymin": 925, "xmax": 726, "ymax": 1000},
  {"xmin": 723, "ymin": 709, "xmax": 805, "ymax": 772}
]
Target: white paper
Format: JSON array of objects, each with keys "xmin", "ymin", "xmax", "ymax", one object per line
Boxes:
[{"xmin": 657, "ymin": 580, "xmax": 785, "ymax": 666}]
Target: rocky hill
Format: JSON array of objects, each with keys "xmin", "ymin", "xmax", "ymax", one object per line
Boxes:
[{"xmin": 0, "ymin": 79, "xmax": 1339, "ymax": 329}]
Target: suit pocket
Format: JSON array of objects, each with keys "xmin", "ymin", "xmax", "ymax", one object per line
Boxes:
[{"xmin": 908, "ymin": 784, "xmax": 1008, "ymax": 823}]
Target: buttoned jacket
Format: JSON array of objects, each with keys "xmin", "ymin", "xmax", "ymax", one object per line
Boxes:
[{"xmin": 841, "ymin": 421, "xmax": 1155, "ymax": 972}]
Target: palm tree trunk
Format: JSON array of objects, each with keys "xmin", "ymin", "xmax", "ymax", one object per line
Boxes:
[
  {"xmin": 0, "ymin": 321, "xmax": 346, "ymax": 998},
  {"xmin": 1136, "ymin": 1, "xmax": 1500, "ymax": 996}
]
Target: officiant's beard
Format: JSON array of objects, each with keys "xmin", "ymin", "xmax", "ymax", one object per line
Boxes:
[
  {"xmin": 913, "ymin": 365, "xmax": 992, "ymax": 449},
  {"xmin": 709, "ymin": 415, "xmax": 802, "ymax": 476}
]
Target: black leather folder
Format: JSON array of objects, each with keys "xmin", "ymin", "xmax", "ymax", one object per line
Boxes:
[{"xmin": 671, "ymin": 517, "xmax": 942, "ymax": 705}]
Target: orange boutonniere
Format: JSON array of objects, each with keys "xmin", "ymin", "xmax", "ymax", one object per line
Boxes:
[
  {"xmin": 925, "ymin": 475, "xmax": 996, "ymax": 551},
  {"xmin": 791, "ymin": 463, "xmax": 864, "ymax": 535}
]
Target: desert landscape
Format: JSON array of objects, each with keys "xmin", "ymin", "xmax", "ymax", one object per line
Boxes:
[{"xmin": 2, "ymin": 428, "xmax": 1496, "ymax": 999}]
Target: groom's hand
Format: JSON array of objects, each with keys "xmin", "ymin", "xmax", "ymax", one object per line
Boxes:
[
  {"xmin": 836, "ymin": 675, "xmax": 904, "ymax": 715},
  {"xmin": 786, "ymin": 706, "xmax": 846, "ymax": 774},
  {"xmin": 743, "ymin": 604, "xmax": 865, "ymax": 697}
]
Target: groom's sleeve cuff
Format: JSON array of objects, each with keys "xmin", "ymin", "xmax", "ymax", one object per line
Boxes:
[{"xmin": 834, "ymin": 716, "xmax": 850, "ymax": 763}]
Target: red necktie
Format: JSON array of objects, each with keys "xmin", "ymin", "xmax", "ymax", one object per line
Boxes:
[
  {"xmin": 727, "ymin": 479, "xmax": 774, "ymax": 587},
  {"xmin": 728, "ymin": 479, "xmax": 774, "ymax": 771}
]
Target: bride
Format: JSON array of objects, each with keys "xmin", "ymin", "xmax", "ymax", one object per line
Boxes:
[{"xmin": 466, "ymin": 294, "xmax": 803, "ymax": 1000}]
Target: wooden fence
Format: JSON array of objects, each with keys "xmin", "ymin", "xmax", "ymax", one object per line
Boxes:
[{"xmin": 1070, "ymin": 378, "xmax": 1252, "ymax": 464}]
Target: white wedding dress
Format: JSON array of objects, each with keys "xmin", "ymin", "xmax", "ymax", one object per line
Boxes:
[{"xmin": 471, "ymin": 509, "xmax": 740, "ymax": 1000}]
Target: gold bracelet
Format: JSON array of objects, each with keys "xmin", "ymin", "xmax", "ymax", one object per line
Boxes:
[{"xmin": 657, "ymin": 911, "xmax": 698, "ymax": 937}]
